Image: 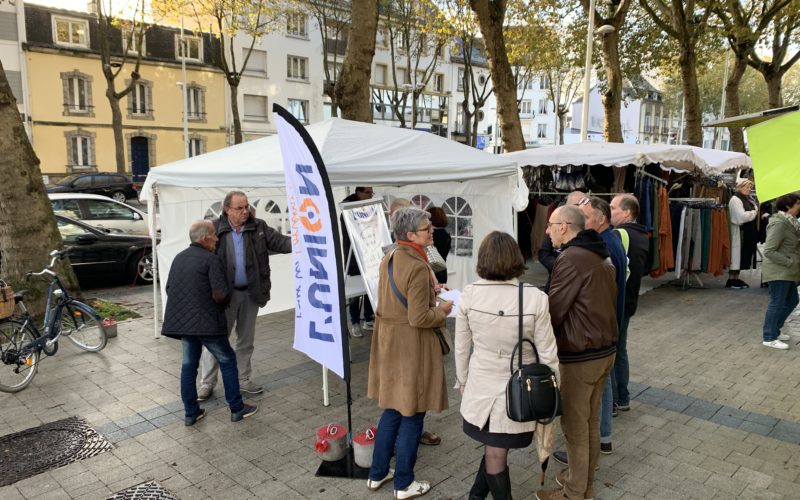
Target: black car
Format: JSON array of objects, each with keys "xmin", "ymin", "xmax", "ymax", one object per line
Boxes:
[
  {"xmin": 48, "ymin": 173, "xmax": 139, "ymax": 202},
  {"xmin": 55, "ymin": 215, "xmax": 156, "ymax": 285}
]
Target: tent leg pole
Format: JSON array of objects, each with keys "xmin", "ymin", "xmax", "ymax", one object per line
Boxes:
[
  {"xmin": 148, "ymin": 196, "xmax": 160, "ymax": 339},
  {"xmin": 322, "ymin": 366, "xmax": 330, "ymax": 407}
]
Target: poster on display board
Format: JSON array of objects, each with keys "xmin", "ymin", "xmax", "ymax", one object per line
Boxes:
[{"xmin": 340, "ymin": 198, "xmax": 393, "ymax": 309}]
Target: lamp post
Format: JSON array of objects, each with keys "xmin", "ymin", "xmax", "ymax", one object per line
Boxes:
[{"xmin": 580, "ymin": 1, "xmax": 615, "ymax": 142}]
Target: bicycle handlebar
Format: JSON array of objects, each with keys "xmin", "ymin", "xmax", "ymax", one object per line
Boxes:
[{"xmin": 26, "ymin": 249, "xmax": 71, "ymax": 280}]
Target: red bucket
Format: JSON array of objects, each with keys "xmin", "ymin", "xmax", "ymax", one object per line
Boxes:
[
  {"xmin": 314, "ymin": 423, "xmax": 348, "ymax": 462},
  {"xmin": 352, "ymin": 426, "xmax": 377, "ymax": 468}
]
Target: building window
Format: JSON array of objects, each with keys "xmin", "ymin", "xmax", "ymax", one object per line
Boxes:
[
  {"xmin": 287, "ymin": 55, "xmax": 308, "ymax": 80},
  {"xmin": 520, "ymin": 100, "xmax": 532, "ymax": 116},
  {"xmin": 185, "ymin": 84, "xmax": 205, "ymax": 121},
  {"xmin": 397, "ymin": 67, "xmax": 409, "ymax": 85},
  {"xmin": 443, "ymin": 196, "xmax": 473, "ymax": 257},
  {"xmin": 65, "ymin": 129, "xmax": 96, "ymax": 170},
  {"xmin": 53, "ymin": 16, "xmax": 88, "ymax": 48},
  {"xmin": 537, "ymin": 124, "xmax": 547, "ymax": 138},
  {"xmin": 243, "ymin": 48, "xmax": 267, "ymax": 74},
  {"xmin": 176, "ymin": 35, "xmax": 202, "ymax": 61},
  {"xmin": 188, "ymin": 135, "xmax": 206, "ymax": 157},
  {"xmin": 457, "ymin": 67, "xmax": 465, "ymax": 92},
  {"xmin": 375, "ymin": 63, "xmax": 387, "ymax": 85},
  {"xmin": 287, "ymin": 12, "xmax": 308, "ymax": 37},
  {"xmin": 539, "ymin": 75, "xmax": 549, "ymax": 90},
  {"xmin": 287, "ymin": 99, "xmax": 309, "ymax": 124},
  {"xmin": 538, "ymin": 99, "xmax": 549, "ymax": 114},
  {"xmin": 327, "ymin": 61, "xmax": 343, "ymax": 82},
  {"xmin": 243, "ymin": 94, "xmax": 268, "ymax": 122},
  {"xmin": 434, "ymin": 73, "xmax": 444, "ymax": 92},
  {"xmin": 123, "ymin": 29, "xmax": 145, "ymax": 55},
  {"xmin": 60, "ymin": 71, "xmax": 94, "ymax": 116},
  {"xmin": 127, "ymin": 80, "xmax": 152, "ymax": 119}
]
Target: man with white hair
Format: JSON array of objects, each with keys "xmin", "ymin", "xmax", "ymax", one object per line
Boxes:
[{"xmin": 162, "ymin": 221, "xmax": 257, "ymax": 425}]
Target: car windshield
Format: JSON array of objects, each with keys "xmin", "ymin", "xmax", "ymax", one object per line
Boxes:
[{"xmin": 56, "ymin": 175, "xmax": 81, "ymax": 186}]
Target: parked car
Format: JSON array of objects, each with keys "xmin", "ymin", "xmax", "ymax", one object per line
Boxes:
[
  {"xmin": 47, "ymin": 173, "xmax": 138, "ymax": 202},
  {"xmin": 49, "ymin": 193, "xmax": 156, "ymax": 236},
  {"xmin": 55, "ymin": 214, "xmax": 156, "ymax": 285}
]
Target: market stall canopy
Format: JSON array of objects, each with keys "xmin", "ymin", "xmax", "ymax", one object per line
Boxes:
[
  {"xmin": 141, "ymin": 117, "xmax": 525, "ymax": 206},
  {"xmin": 503, "ymin": 142, "xmax": 752, "ymax": 175},
  {"xmin": 703, "ymin": 105, "xmax": 799, "ymax": 128},
  {"xmin": 747, "ymin": 111, "xmax": 800, "ymax": 202}
]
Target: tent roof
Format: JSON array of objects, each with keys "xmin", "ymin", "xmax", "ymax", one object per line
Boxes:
[
  {"xmin": 141, "ymin": 118, "xmax": 518, "ymax": 200},
  {"xmin": 503, "ymin": 142, "xmax": 752, "ymax": 175},
  {"xmin": 703, "ymin": 105, "xmax": 799, "ymax": 128}
]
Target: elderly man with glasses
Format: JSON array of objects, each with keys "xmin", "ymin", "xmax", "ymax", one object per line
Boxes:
[
  {"xmin": 536, "ymin": 205, "xmax": 617, "ymax": 500},
  {"xmin": 538, "ymin": 191, "xmax": 586, "ymax": 293},
  {"xmin": 197, "ymin": 190, "xmax": 292, "ymax": 401}
]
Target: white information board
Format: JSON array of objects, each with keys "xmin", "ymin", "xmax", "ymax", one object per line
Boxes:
[{"xmin": 340, "ymin": 198, "xmax": 393, "ymax": 308}]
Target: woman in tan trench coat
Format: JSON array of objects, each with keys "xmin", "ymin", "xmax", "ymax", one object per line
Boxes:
[
  {"xmin": 366, "ymin": 207, "xmax": 453, "ymax": 500},
  {"xmin": 456, "ymin": 231, "xmax": 560, "ymax": 500}
]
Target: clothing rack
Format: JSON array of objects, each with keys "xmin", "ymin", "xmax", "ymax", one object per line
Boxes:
[
  {"xmin": 635, "ymin": 168, "xmax": 668, "ymax": 185},
  {"xmin": 668, "ymin": 198, "xmax": 721, "ymax": 290},
  {"xmin": 531, "ymin": 191, "xmax": 626, "ymax": 197}
]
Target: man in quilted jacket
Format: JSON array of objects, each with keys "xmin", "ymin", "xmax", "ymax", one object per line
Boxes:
[{"xmin": 162, "ymin": 221, "xmax": 257, "ymax": 425}]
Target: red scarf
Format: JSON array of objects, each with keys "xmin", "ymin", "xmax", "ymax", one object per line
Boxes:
[{"xmin": 398, "ymin": 240, "xmax": 428, "ymax": 261}]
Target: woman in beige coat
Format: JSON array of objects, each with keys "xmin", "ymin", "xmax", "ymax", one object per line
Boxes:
[
  {"xmin": 366, "ymin": 207, "xmax": 453, "ymax": 500},
  {"xmin": 456, "ymin": 231, "xmax": 559, "ymax": 500}
]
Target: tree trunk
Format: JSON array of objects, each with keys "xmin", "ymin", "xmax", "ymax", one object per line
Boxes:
[
  {"xmin": 106, "ymin": 84, "xmax": 126, "ymax": 174},
  {"xmin": 765, "ymin": 72, "xmax": 783, "ymax": 108},
  {"xmin": 469, "ymin": 0, "xmax": 524, "ymax": 152},
  {"xmin": 0, "ymin": 62, "xmax": 80, "ymax": 316},
  {"xmin": 335, "ymin": 0, "xmax": 378, "ymax": 122},
  {"xmin": 558, "ymin": 112, "xmax": 567, "ymax": 145},
  {"xmin": 229, "ymin": 80, "xmax": 242, "ymax": 144},
  {"xmin": 725, "ymin": 53, "xmax": 748, "ymax": 153},
  {"xmin": 600, "ymin": 31, "xmax": 624, "ymax": 142},
  {"xmin": 679, "ymin": 43, "xmax": 703, "ymax": 147}
]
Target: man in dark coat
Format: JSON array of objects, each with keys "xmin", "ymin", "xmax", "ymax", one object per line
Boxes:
[
  {"xmin": 162, "ymin": 221, "xmax": 257, "ymax": 425},
  {"xmin": 536, "ymin": 205, "xmax": 617, "ymax": 500},
  {"xmin": 198, "ymin": 191, "xmax": 292, "ymax": 399},
  {"xmin": 610, "ymin": 194, "xmax": 651, "ymax": 411},
  {"xmin": 341, "ymin": 186, "xmax": 375, "ymax": 338}
]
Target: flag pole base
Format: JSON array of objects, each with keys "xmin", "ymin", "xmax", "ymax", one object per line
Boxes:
[{"xmin": 315, "ymin": 449, "xmax": 370, "ymax": 479}]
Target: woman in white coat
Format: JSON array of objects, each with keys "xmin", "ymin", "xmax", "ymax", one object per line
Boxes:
[
  {"xmin": 728, "ymin": 179, "xmax": 759, "ymax": 288},
  {"xmin": 456, "ymin": 231, "xmax": 560, "ymax": 500}
]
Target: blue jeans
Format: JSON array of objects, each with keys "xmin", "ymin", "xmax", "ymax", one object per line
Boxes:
[
  {"xmin": 369, "ymin": 409, "xmax": 425, "ymax": 490},
  {"xmin": 613, "ymin": 315, "xmax": 631, "ymax": 405},
  {"xmin": 600, "ymin": 373, "xmax": 613, "ymax": 442},
  {"xmin": 762, "ymin": 280, "xmax": 800, "ymax": 341},
  {"xmin": 181, "ymin": 336, "xmax": 244, "ymax": 417},
  {"xmin": 348, "ymin": 295, "xmax": 374, "ymax": 325}
]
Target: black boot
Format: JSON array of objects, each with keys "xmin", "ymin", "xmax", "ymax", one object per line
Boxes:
[
  {"xmin": 469, "ymin": 456, "xmax": 490, "ymax": 499},
  {"xmin": 485, "ymin": 467, "xmax": 513, "ymax": 500}
]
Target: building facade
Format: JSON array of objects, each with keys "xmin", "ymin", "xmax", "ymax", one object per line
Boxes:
[
  {"xmin": 24, "ymin": 4, "xmax": 226, "ymax": 182},
  {"xmin": 0, "ymin": 1, "xmax": 31, "ymax": 139}
]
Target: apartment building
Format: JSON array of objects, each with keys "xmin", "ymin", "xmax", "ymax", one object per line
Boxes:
[
  {"xmin": 24, "ymin": 3, "xmax": 226, "ymax": 181},
  {"xmin": 0, "ymin": 1, "xmax": 31, "ymax": 139}
]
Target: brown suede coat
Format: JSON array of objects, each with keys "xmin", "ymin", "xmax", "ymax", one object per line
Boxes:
[{"xmin": 367, "ymin": 244, "xmax": 448, "ymax": 416}]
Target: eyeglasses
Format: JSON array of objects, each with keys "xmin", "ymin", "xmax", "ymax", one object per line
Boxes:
[
  {"xmin": 546, "ymin": 221, "xmax": 572, "ymax": 228},
  {"xmin": 575, "ymin": 197, "xmax": 590, "ymax": 206},
  {"xmin": 415, "ymin": 225, "xmax": 433, "ymax": 233}
]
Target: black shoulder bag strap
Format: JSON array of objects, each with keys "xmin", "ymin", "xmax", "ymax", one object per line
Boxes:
[
  {"xmin": 512, "ymin": 282, "xmax": 541, "ymax": 373},
  {"xmin": 387, "ymin": 251, "xmax": 408, "ymax": 309}
]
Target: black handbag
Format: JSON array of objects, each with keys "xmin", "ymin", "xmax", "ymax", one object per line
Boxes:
[
  {"xmin": 505, "ymin": 283, "xmax": 562, "ymax": 424},
  {"xmin": 387, "ymin": 251, "xmax": 450, "ymax": 355}
]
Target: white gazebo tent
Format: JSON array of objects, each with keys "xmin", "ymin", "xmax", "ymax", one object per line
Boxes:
[
  {"xmin": 141, "ymin": 118, "xmax": 527, "ymax": 328},
  {"xmin": 503, "ymin": 142, "xmax": 752, "ymax": 174}
]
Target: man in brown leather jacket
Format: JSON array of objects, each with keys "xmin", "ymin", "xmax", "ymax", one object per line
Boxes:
[{"xmin": 536, "ymin": 205, "xmax": 618, "ymax": 500}]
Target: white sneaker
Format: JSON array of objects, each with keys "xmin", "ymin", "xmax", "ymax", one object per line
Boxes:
[
  {"xmin": 366, "ymin": 468, "xmax": 394, "ymax": 491},
  {"xmin": 362, "ymin": 320, "xmax": 375, "ymax": 330},
  {"xmin": 763, "ymin": 340, "xmax": 789, "ymax": 350},
  {"xmin": 394, "ymin": 480, "xmax": 430, "ymax": 499},
  {"xmin": 777, "ymin": 334, "xmax": 790, "ymax": 341},
  {"xmin": 351, "ymin": 323, "xmax": 363, "ymax": 338}
]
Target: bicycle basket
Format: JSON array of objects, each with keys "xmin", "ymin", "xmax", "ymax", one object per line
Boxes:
[{"xmin": 0, "ymin": 279, "xmax": 14, "ymax": 319}]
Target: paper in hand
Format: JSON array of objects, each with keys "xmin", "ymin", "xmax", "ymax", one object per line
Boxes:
[{"xmin": 437, "ymin": 289, "xmax": 461, "ymax": 317}]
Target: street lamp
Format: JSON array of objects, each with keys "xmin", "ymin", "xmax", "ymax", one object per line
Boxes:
[{"xmin": 580, "ymin": 0, "xmax": 615, "ymax": 142}]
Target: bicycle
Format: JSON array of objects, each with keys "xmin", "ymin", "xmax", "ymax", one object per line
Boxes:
[{"xmin": 0, "ymin": 249, "xmax": 107, "ymax": 393}]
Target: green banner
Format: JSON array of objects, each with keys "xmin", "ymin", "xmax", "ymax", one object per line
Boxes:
[{"xmin": 748, "ymin": 111, "xmax": 800, "ymax": 202}]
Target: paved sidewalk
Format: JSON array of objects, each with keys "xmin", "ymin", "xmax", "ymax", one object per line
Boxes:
[{"xmin": 1, "ymin": 268, "xmax": 800, "ymax": 499}]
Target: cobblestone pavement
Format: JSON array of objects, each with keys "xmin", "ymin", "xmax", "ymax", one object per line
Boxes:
[{"xmin": 1, "ymin": 265, "xmax": 799, "ymax": 499}]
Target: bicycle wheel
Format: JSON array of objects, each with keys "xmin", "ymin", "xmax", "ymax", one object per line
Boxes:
[
  {"xmin": 0, "ymin": 319, "xmax": 39, "ymax": 393},
  {"xmin": 61, "ymin": 302, "xmax": 107, "ymax": 352}
]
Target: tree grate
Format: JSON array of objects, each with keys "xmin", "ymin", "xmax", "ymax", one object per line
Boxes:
[
  {"xmin": 107, "ymin": 481, "xmax": 178, "ymax": 500},
  {"xmin": 0, "ymin": 416, "xmax": 113, "ymax": 487}
]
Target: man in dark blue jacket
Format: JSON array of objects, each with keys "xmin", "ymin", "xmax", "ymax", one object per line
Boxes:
[{"xmin": 163, "ymin": 221, "xmax": 257, "ymax": 425}]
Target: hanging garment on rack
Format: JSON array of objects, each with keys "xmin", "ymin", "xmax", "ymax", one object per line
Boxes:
[
  {"xmin": 612, "ymin": 167, "xmax": 627, "ymax": 193},
  {"xmin": 701, "ymin": 208, "xmax": 712, "ymax": 273},
  {"xmin": 650, "ymin": 180, "xmax": 660, "ymax": 272},
  {"xmin": 707, "ymin": 208, "xmax": 731, "ymax": 276},
  {"xmin": 650, "ymin": 186, "xmax": 674, "ymax": 277},
  {"xmin": 553, "ymin": 166, "xmax": 586, "ymax": 191},
  {"xmin": 691, "ymin": 209, "xmax": 703, "ymax": 271},
  {"xmin": 640, "ymin": 178, "xmax": 654, "ymax": 231},
  {"xmin": 531, "ymin": 202, "xmax": 553, "ymax": 257},
  {"xmin": 675, "ymin": 207, "xmax": 688, "ymax": 278}
]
